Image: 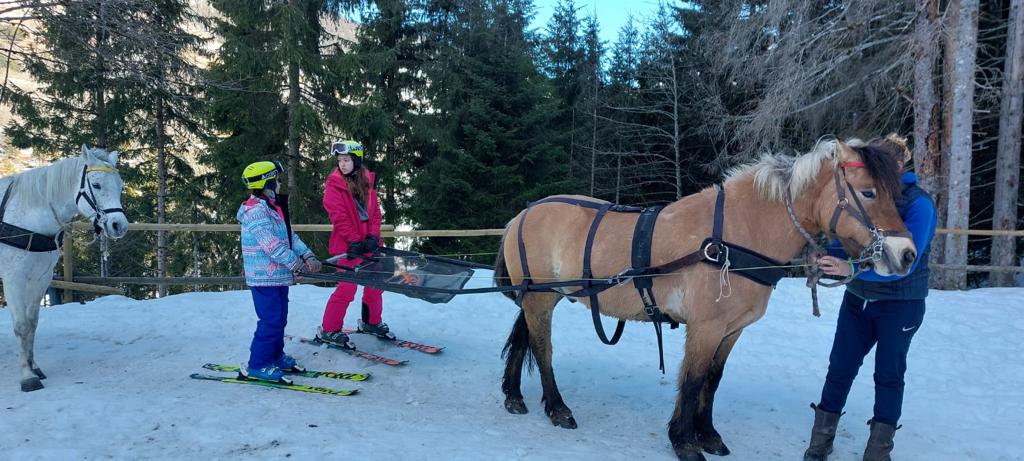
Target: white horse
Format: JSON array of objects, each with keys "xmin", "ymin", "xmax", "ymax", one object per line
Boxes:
[{"xmin": 1, "ymin": 145, "xmax": 128, "ymax": 391}]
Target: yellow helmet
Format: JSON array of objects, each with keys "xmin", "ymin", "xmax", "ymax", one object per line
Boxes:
[
  {"xmin": 331, "ymin": 140, "xmax": 364, "ymax": 167},
  {"xmin": 242, "ymin": 160, "xmax": 284, "ymax": 190}
]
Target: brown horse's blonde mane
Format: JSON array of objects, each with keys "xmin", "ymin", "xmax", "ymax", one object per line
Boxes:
[{"xmin": 725, "ymin": 137, "xmax": 864, "ymax": 202}]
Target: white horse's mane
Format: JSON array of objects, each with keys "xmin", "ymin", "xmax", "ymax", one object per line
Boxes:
[
  {"xmin": 725, "ymin": 137, "xmax": 866, "ymax": 202},
  {"xmin": 2, "ymin": 156, "xmax": 86, "ymax": 211}
]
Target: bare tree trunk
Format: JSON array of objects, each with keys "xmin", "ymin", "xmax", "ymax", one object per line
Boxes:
[
  {"xmin": 156, "ymin": 96, "xmax": 168, "ymax": 297},
  {"xmin": 912, "ymin": 0, "xmax": 944, "ymax": 289},
  {"xmin": 943, "ymin": 0, "xmax": 979, "ymax": 290},
  {"xmin": 285, "ymin": 0, "xmax": 300, "ymax": 203},
  {"xmin": 990, "ymin": 0, "xmax": 1024, "ymax": 286},
  {"xmin": 192, "ymin": 202, "xmax": 201, "ymax": 292},
  {"xmin": 933, "ymin": 0, "xmax": 960, "ymax": 288},
  {"xmin": 912, "ymin": 0, "xmax": 941, "ymax": 194},
  {"xmin": 569, "ymin": 107, "xmax": 575, "ymax": 182},
  {"xmin": 615, "ymin": 153, "xmax": 621, "ymax": 204},
  {"xmin": 590, "ymin": 113, "xmax": 596, "ymax": 197},
  {"xmin": 671, "ymin": 53, "xmax": 681, "ymax": 200},
  {"xmin": 96, "ymin": 0, "xmax": 108, "ymax": 279}
]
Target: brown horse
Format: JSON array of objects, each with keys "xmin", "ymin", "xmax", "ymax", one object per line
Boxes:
[{"xmin": 493, "ymin": 137, "xmax": 916, "ymax": 461}]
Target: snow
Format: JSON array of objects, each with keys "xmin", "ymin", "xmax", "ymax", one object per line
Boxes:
[{"xmin": 2, "ymin": 275, "xmax": 1022, "ymax": 460}]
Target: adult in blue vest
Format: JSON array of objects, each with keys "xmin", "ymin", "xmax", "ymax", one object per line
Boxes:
[{"xmin": 803, "ymin": 135, "xmax": 937, "ymax": 461}]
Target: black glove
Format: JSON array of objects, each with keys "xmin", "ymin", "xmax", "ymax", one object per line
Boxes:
[
  {"xmin": 363, "ymin": 235, "xmax": 380, "ymax": 254},
  {"xmin": 346, "ymin": 240, "xmax": 364, "ymax": 259}
]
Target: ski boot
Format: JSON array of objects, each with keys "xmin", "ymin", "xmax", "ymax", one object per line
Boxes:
[
  {"xmin": 273, "ymin": 353, "xmax": 305, "ymax": 373},
  {"xmin": 316, "ymin": 326, "xmax": 356, "ymax": 349},
  {"xmin": 358, "ymin": 319, "xmax": 396, "ymax": 341},
  {"xmin": 240, "ymin": 364, "xmax": 291, "ymax": 384}
]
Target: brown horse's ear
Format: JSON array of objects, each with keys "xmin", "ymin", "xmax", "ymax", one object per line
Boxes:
[{"xmin": 836, "ymin": 141, "xmax": 859, "ymax": 164}]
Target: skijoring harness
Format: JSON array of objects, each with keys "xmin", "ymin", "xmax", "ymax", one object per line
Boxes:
[
  {"xmin": 514, "ymin": 188, "xmax": 787, "ymax": 373},
  {"xmin": 0, "ymin": 165, "xmax": 124, "ymax": 252}
]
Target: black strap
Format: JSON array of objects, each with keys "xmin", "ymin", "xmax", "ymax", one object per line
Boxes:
[
  {"xmin": 584, "ymin": 203, "xmax": 626, "ymax": 345},
  {"xmin": 630, "ymin": 205, "xmax": 671, "ymax": 372},
  {"xmin": 712, "ymin": 186, "xmax": 725, "ymax": 246},
  {"xmin": 631, "ymin": 206, "xmax": 663, "ymax": 289},
  {"xmin": 0, "ymin": 182, "xmax": 11, "ymax": 223},
  {"xmin": 0, "ymin": 181, "xmax": 61, "ymax": 252},
  {"xmin": 277, "ymin": 193, "xmax": 294, "ymax": 249}
]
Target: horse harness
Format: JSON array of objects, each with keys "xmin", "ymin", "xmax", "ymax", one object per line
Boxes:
[
  {"xmin": 515, "ymin": 188, "xmax": 786, "ymax": 372},
  {"xmin": 0, "ymin": 165, "xmax": 123, "ymax": 252}
]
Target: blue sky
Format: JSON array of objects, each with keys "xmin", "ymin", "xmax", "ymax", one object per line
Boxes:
[{"xmin": 530, "ymin": 0, "xmax": 666, "ymax": 46}]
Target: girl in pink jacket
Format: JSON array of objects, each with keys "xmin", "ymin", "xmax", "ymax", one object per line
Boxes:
[{"xmin": 316, "ymin": 141, "xmax": 393, "ymax": 348}]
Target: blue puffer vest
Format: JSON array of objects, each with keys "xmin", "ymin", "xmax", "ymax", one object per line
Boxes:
[{"xmin": 847, "ymin": 184, "xmax": 933, "ymax": 300}]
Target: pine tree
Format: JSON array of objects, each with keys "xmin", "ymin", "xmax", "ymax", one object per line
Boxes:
[
  {"xmin": 329, "ymin": 0, "xmax": 426, "ymax": 228},
  {"xmin": 410, "ymin": 0, "xmax": 568, "ymax": 258},
  {"xmin": 204, "ymin": 0, "xmax": 346, "ymax": 227}
]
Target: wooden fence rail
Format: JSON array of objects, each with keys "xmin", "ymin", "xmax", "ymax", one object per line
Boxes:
[{"xmin": 54, "ymin": 223, "xmax": 1022, "ymax": 294}]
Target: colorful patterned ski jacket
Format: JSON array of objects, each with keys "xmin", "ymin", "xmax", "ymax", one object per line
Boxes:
[{"xmin": 237, "ymin": 195, "xmax": 314, "ymax": 286}]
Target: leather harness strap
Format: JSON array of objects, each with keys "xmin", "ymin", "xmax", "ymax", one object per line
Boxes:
[{"xmin": 0, "ymin": 181, "xmax": 62, "ymax": 252}]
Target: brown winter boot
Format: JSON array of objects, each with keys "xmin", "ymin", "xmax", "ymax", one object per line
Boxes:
[
  {"xmin": 863, "ymin": 419, "xmax": 898, "ymax": 461},
  {"xmin": 804, "ymin": 403, "xmax": 842, "ymax": 461}
]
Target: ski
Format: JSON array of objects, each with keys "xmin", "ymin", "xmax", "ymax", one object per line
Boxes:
[
  {"xmin": 201, "ymin": 363, "xmax": 370, "ymax": 382},
  {"xmin": 285, "ymin": 335, "xmax": 407, "ymax": 367},
  {"xmin": 342, "ymin": 329, "xmax": 444, "ymax": 354},
  {"xmin": 189, "ymin": 373, "xmax": 357, "ymax": 396}
]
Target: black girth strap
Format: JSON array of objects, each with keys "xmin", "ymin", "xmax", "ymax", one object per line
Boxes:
[
  {"xmin": 630, "ymin": 205, "xmax": 673, "ymax": 372},
  {"xmin": 0, "ymin": 182, "xmax": 62, "ymax": 252},
  {"xmin": 583, "ymin": 202, "xmax": 626, "ymax": 345}
]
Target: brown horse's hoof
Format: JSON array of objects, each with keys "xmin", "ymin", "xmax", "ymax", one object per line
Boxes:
[
  {"xmin": 32, "ymin": 368, "xmax": 46, "ymax": 380},
  {"xmin": 504, "ymin": 397, "xmax": 528, "ymax": 414},
  {"xmin": 21, "ymin": 377, "xmax": 44, "ymax": 392},
  {"xmin": 673, "ymin": 443, "xmax": 707, "ymax": 461},
  {"xmin": 698, "ymin": 430, "xmax": 730, "ymax": 456},
  {"xmin": 548, "ymin": 409, "xmax": 577, "ymax": 429}
]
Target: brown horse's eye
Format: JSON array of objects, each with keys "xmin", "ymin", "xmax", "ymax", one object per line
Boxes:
[{"xmin": 861, "ymin": 190, "xmax": 876, "ymax": 199}]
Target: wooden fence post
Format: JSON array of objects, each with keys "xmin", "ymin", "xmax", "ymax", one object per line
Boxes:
[{"xmin": 62, "ymin": 227, "xmax": 74, "ymax": 302}]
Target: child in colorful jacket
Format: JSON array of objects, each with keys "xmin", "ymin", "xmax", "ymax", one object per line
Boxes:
[
  {"xmin": 237, "ymin": 160, "xmax": 321, "ymax": 383},
  {"xmin": 315, "ymin": 141, "xmax": 392, "ymax": 349}
]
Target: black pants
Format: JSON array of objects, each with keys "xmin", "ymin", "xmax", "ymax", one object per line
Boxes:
[{"xmin": 818, "ymin": 291, "xmax": 925, "ymax": 425}]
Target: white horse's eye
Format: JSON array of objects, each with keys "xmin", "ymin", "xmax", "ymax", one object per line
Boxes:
[{"xmin": 92, "ymin": 183, "xmax": 102, "ymax": 190}]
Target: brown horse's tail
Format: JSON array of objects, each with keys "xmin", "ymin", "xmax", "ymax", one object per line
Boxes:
[
  {"xmin": 497, "ymin": 224, "xmax": 536, "ymax": 378},
  {"xmin": 502, "ymin": 310, "xmax": 537, "ymax": 377},
  {"xmin": 493, "ymin": 226, "xmax": 518, "ymax": 304}
]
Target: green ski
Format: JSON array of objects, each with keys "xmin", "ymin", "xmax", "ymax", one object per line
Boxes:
[
  {"xmin": 202, "ymin": 363, "xmax": 370, "ymax": 381},
  {"xmin": 189, "ymin": 373, "xmax": 357, "ymax": 396}
]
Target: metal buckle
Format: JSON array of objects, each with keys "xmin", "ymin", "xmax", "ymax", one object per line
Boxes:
[
  {"xmin": 703, "ymin": 242, "xmax": 721, "ymax": 263},
  {"xmin": 611, "ymin": 269, "xmax": 634, "ymax": 286}
]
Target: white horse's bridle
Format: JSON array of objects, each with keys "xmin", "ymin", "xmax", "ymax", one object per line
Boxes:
[{"xmin": 76, "ymin": 166, "xmax": 125, "ymax": 234}]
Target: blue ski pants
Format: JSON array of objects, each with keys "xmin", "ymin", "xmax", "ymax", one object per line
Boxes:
[{"xmin": 248, "ymin": 286, "xmax": 289, "ymax": 369}]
